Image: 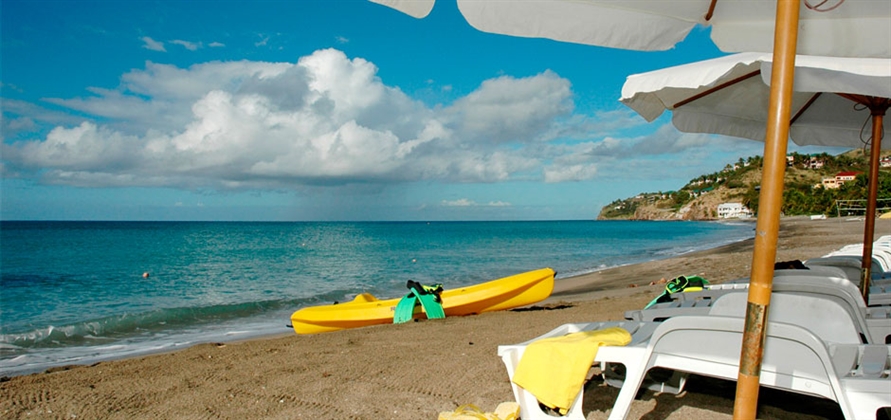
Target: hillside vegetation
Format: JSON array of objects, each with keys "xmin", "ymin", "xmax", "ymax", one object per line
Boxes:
[{"xmin": 598, "ymin": 150, "xmax": 891, "ymax": 221}]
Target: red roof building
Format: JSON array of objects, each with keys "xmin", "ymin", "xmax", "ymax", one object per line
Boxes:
[{"xmin": 836, "ymin": 171, "xmax": 859, "ymax": 180}]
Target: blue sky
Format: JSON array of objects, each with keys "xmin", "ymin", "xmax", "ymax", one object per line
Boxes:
[{"xmin": 1, "ymin": 1, "xmax": 836, "ymax": 221}]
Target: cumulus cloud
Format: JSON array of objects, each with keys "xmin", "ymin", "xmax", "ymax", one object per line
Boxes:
[
  {"xmin": 2, "ymin": 48, "xmax": 638, "ymax": 191},
  {"xmin": 447, "ymin": 70, "xmax": 573, "ymax": 144},
  {"xmin": 140, "ymin": 36, "xmax": 165, "ymax": 52},
  {"xmin": 43, "ymin": 61, "xmax": 294, "ymax": 135}
]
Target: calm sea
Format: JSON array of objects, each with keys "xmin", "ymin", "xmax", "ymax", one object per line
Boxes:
[{"xmin": 0, "ymin": 220, "xmax": 752, "ymax": 376}]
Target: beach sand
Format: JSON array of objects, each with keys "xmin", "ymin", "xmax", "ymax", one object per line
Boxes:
[{"xmin": 2, "ymin": 217, "xmax": 888, "ymax": 420}]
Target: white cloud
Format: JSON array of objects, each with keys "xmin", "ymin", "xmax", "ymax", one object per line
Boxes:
[
  {"xmin": 43, "ymin": 61, "xmax": 294, "ymax": 135},
  {"xmin": 487, "ymin": 201, "xmax": 511, "ymax": 207},
  {"xmin": 5, "ymin": 122, "xmax": 140, "ymax": 171},
  {"xmin": 209, "ymin": 42, "xmax": 225, "ymax": 48},
  {"xmin": 2, "ymin": 48, "xmax": 633, "ymax": 191},
  {"xmin": 4, "ymin": 116, "xmax": 36, "ymax": 133},
  {"xmin": 544, "ymin": 164, "xmax": 598, "ymax": 183},
  {"xmin": 442, "ymin": 198, "xmax": 476, "ymax": 207},
  {"xmin": 446, "ymin": 70, "xmax": 573, "ymax": 144},
  {"xmin": 630, "ymin": 123, "xmax": 714, "ymax": 156},
  {"xmin": 140, "ymin": 36, "xmax": 165, "ymax": 52},
  {"xmin": 1, "ymin": 99, "xmax": 99, "ymax": 139},
  {"xmin": 440, "ymin": 199, "xmax": 511, "ymax": 207},
  {"xmin": 335, "ymin": 36, "xmax": 349, "ymax": 44},
  {"xmin": 171, "ymin": 40, "xmax": 200, "ymax": 51},
  {"xmin": 1, "ymin": 81, "xmax": 24, "ymax": 93}
]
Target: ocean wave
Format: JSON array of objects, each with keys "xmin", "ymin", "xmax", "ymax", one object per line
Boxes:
[{"xmin": 0, "ymin": 295, "xmax": 340, "ymax": 350}]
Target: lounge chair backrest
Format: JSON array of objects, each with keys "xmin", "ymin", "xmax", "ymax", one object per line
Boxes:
[
  {"xmin": 775, "ymin": 265, "xmax": 849, "ymax": 280},
  {"xmin": 829, "ymin": 245, "xmax": 891, "ymax": 272},
  {"xmin": 708, "ymin": 292, "xmax": 861, "ymax": 344},
  {"xmin": 772, "ymin": 274, "xmax": 864, "ymax": 307},
  {"xmin": 807, "ymin": 255, "xmax": 884, "ymax": 278}
]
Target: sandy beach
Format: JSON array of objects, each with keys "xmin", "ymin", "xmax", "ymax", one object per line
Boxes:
[{"xmin": 2, "ymin": 217, "xmax": 888, "ymax": 420}]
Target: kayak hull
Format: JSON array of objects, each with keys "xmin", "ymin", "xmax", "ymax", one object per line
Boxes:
[{"xmin": 290, "ymin": 267, "xmax": 556, "ymax": 334}]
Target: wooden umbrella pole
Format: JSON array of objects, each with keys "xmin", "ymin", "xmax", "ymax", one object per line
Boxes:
[
  {"xmin": 861, "ymin": 109, "xmax": 886, "ymax": 303},
  {"xmin": 733, "ymin": 0, "xmax": 800, "ymax": 419}
]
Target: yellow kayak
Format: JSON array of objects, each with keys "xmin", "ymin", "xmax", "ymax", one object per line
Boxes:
[{"xmin": 290, "ymin": 267, "xmax": 556, "ymax": 334}]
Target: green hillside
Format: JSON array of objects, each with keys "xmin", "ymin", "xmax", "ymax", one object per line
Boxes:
[{"xmin": 598, "ymin": 150, "xmax": 891, "ymax": 220}]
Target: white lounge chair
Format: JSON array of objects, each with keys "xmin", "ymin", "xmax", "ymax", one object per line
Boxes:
[
  {"xmin": 625, "ymin": 271, "xmax": 891, "ymax": 344},
  {"xmin": 498, "ymin": 320, "xmax": 656, "ymax": 420},
  {"xmin": 800, "ymin": 257, "xmax": 891, "ymax": 305},
  {"xmin": 827, "ymin": 244, "xmax": 891, "ymax": 272},
  {"xmin": 498, "ymin": 293, "xmax": 891, "ymax": 420},
  {"xmin": 806, "ymin": 255, "xmax": 890, "ymax": 282}
]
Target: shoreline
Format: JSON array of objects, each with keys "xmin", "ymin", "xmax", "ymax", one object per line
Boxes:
[
  {"xmin": 1, "ymin": 217, "xmax": 886, "ymax": 419},
  {"xmin": 552, "ymin": 225, "xmax": 756, "ymax": 282}
]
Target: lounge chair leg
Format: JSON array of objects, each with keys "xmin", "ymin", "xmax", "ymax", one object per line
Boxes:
[{"xmin": 607, "ymin": 364, "xmax": 648, "ymax": 420}]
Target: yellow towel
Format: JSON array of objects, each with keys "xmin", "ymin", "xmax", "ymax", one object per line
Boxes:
[
  {"xmin": 512, "ymin": 327, "xmax": 632, "ymax": 414},
  {"xmin": 438, "ymin": 402, "xmax": 520, "ymax": 420}
]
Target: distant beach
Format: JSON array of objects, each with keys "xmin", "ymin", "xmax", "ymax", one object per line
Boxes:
[{"xmin": 1, "ymin": 217, "xmax": 886, "ymax": 419}]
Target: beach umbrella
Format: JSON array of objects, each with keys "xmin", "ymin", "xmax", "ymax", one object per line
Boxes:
[
  {"xmin": 369, "ymin": 1, "xmax": 891, "ymax": 418},
  {"xmin": 371, "ymin": 0, "xmax": 891, "ymax": 58},
  {"xmin": 620, "ymin": 52, "xmax": 891, "ymax": 301}
]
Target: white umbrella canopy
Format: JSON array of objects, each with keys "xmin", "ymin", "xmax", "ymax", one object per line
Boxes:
[
  {"xmin": 372, "ymin": 0, "xmax": 891, "ymax": 58},
  {"xmin": 621, "ymin": 52, "xmax": 891, "ymax": 149},
  {"xmin": 369, "ymin": 0, "xmax": 434, "ymax": 18}
]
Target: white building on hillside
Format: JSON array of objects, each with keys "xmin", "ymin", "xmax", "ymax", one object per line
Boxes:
[{"xmin": 717, "ymin": 202, "xmax": 752, "ymax": 219}]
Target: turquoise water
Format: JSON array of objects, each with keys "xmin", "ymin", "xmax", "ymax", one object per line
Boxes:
[{"xmin": 0, "ymin": 220, "xmax": 752, "ymax": 376}]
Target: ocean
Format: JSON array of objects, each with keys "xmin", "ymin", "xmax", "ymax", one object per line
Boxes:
[{"xmin": 0, "ymin": 220, "xmax": 753, "ymax": 376}]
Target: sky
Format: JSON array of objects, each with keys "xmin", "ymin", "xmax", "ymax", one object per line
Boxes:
[{"xmin": 0, "ymin": 1, "xmax": 841, "ymax": 221}]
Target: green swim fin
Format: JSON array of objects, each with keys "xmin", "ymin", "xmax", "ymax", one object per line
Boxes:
[
  {"xmin": 415, "ymin": 290, "xmax": 445, "ymax": 319},
  {"xmin": 393, "ymin": 294, "xmax": 419, "ymax": 324}
]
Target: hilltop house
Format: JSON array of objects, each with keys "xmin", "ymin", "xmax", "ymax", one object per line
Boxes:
[
  {"xmin": 821, "ymin": 178, "xmax": 840, "ymax": 189},
  {"xmin": 717, "ymin": 202, "xmax": 752, "ymax": 219},
  {"xmin": 820, "ymin": 171, "xmax": 861, "ymax": 189},
  {"xmin": 807, "ymin": 157, "xmax": 825, "ymax": 169},
  {"xmin": 836, "ymin": 171, "xmax": 859, "ymax": 182},
  {"xmin": 786, "ymin": 154, "xmax": 825, "ymax": 169}
]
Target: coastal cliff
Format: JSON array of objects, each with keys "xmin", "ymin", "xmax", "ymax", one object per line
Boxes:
[
  {"xmin": 598, "ymin": 183, "xmax": 747, "ymax": 221},
  {"xmin": 598, "ymin": 150, "xmax": 891, "ymax": 221}
]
